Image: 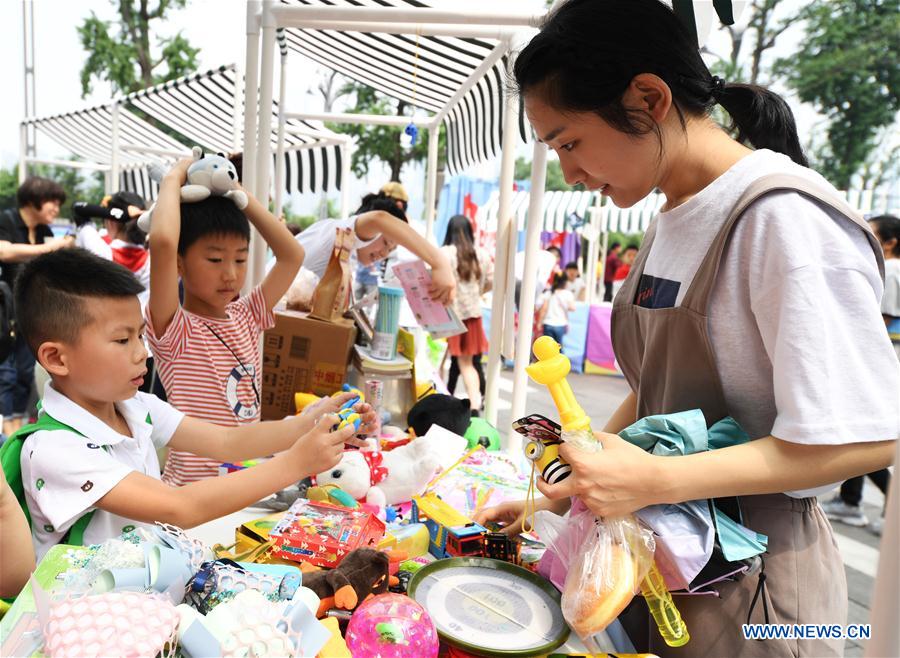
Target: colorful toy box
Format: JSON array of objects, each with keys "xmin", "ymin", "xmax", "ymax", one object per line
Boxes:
[{"xmin": 269, "ymin": 499, "xmax": 385, "ymax": 568}]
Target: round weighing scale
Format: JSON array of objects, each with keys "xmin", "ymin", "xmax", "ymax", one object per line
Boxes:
[{"xmin": 407, "ymin": 557, "xmax": 569, "ymax": 657}]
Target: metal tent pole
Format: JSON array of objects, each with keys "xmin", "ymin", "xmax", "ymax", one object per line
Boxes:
[{"xmin": 508, "ymin": 140, "xmax": 548, "ymax": 448}]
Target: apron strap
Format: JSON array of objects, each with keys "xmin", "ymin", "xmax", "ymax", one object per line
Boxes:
[{"xmin": 681, "ymin": 173, "xmax": 885, "ymax": 313}]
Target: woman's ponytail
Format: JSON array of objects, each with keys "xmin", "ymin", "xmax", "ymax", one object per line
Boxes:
[{"xmin": 715, "ymin": 83, "xmax": 808, "ymax": 166}]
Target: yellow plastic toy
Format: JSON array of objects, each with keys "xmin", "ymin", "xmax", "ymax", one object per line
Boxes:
[{"xmin": 526, "ymin": 335, "xmax": 689, "ymax": 648}]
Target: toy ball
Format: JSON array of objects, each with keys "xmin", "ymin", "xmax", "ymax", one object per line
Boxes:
[
  {"xmin": 345, "ymin": 593, "xmax": 438, "ymax": 658},
  {"xmin": 464, "ymin": 417, "xmax": 501, "ymax": 451}
]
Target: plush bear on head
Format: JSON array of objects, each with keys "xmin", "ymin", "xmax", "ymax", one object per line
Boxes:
[{"xmin": 137, "ymin": 146, "xmax": 249, "ymax": 232}]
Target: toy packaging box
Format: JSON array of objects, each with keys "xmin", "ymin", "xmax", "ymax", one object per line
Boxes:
[{"xmin": 269, "ymin": 499, "xmax": 385, "ymax": 568}]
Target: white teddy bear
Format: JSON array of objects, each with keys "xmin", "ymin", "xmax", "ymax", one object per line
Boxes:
[
  {"xmin": 137, "ymin": 146, "xmax": 249, "ymax": 233},
  {"xmin": 315, "ymin": 438, "xmax": 442, "ymax": 512}
]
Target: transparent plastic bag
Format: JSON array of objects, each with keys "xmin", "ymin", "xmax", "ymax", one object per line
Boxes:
[
  {"xmin": 285, "ymin": 267, "xmax": 320, "ymax": 312},
  {"xmin": 558, "ymin": 510, "xmax": 655, "ymax": 648}
]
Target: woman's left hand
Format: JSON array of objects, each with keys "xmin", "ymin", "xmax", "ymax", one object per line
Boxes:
[{"xmin": 536, "ymin": 431, "xmax": 668, "ymax": 517}]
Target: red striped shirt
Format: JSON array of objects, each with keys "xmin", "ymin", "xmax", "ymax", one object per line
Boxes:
[{"xmin": 146, "ymin": 286, "xmax": 274, "ymax": 485}]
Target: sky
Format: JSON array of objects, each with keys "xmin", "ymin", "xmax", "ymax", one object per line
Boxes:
[{"xmin": 0, "ymin": 0, "xmax": 842, "ymax": 218}]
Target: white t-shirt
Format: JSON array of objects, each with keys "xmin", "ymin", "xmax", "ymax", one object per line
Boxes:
[
  {"xmin": 543, "ymin": 288, "xmax": 576, "ymax": 327},
  {"xmin": 882, "ymin": 258, "xmax": 900, "ymax": 336},
  {"xmin": 566, "ymin": 277, "xmax": 586, "ymax": 299},
  {"xmin": 636, "ymin": 149, "xmax": 900, "ymax": 497},
  {"xmin": 282, "ymin": 216, "xmax": 378, "ymax": 279},
  {"xmin": 22, "ymin": 383, "xmax": 184, "ymax": 559}
]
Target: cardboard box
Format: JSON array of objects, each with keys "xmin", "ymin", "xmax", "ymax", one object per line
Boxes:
[
  {"xmin": 262, "ymin": 308, "xmax": 357, "ymax": 420},
  {"xmin": 269, "ymin": 499, "xmax": 385, "ymax": 568}
]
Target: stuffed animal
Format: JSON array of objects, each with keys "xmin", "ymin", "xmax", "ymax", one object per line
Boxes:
[
  {"xmin": 302, "ymin": 548, "xmax": 398, "ymax": 618},
  {"xmin": 314, "ymin": 438, "xmax": 441, "ymax": 511},
  {"xmin": 137, "ymin": 146, "xmax": 249, "ymax": 232},
  {"xmin": 407, "ymin": 394, "xmax": 471, "ymax": 438}
]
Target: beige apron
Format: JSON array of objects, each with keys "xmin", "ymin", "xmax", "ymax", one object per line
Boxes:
[{"xmin": 612, "ymin": 174, "xmax": 884, "ymax": 657}]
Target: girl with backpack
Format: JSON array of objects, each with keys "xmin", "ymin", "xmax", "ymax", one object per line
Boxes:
[{"xmin": 475, "ymin": 1, "xmax": 898, "ymax": 655}]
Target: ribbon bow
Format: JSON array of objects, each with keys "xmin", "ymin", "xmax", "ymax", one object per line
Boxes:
[{"xmin": 362, "ymin": 450, "xmax": 389, "ymax": 486}]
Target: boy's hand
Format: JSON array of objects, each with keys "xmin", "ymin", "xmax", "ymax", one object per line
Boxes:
[
  {"xmin": 474, "ymin": 500, "xmax": 527, "ymax": 536},
  {"xmin": 290, "ymin": 414, "xmax": 367, "ymax": 475},
  {"xmin": 164, "ymin": 158, "xmax": 193, "ymax": 185},
  {"xmin": 429, "ymin": 263, "xmax": 457, "ymax": 305}
]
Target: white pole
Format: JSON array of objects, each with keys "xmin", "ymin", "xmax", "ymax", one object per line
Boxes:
[
  {"xmin": 109, "ymin": 102, "xmax": 121, "ymax": 194},
  {"xmin": 584, "ymin": 194, "xmax": 602, "ymax": 306},
  {"xmin": 242, "ymin": 1, "xmax": 261, "ymax": 213},
  {"xmin": 599, "ymin": 229, "xmax": 609, "ymax": 302},
  {"xmin": 273, "ymin": 48, "xmax": 288, "ymax": 221},
  {"xmin": 286, "ymin": 112, "xmax": 434, "ymax": 127},
  {"xmin": 424, "ymin": 125, "xmax": 440, "ymax": 242},
  {"xmin": 509, "ymin": 143, "xmax": 547, "ymax": 445},
  {"xmin": 484, "ymin": 42, "xmax": 518, "ymax": 426},
  {"xmin": 253, "ymin": 0, "xmax": 277, "ymax": 289},
  {"xmin": 340, "ymin": 141, "xmax": 352, "ymax": 220},
  {"xmin": 232, "ymin": 65, "xmax": 244, "ymax": 154},
  {"xmin": 18, "ymin": 123, "xmax": 27, "ymax": 184},
  {"xmin": 24, "ymin": 156, "xmax": 109, "ymax": 172},
  {"xmin": 502, "ymin": 207, "xmax": 518, "ymax": 356}
]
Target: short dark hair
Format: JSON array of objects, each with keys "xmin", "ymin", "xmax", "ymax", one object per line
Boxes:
[
  {"xmin": 547, "ymin": 246, "xmax": 561, "ymax": 255},
  {"xmin": 15, "ymin": 248, "xmax": 144, "ymax": 355},
  {"xmin": 178, "ymin": 196, "xmax": 250, "ymax": 255},
  {"xmin": 564, "ymin": 261, "xmax": 579, "ymax": 270},
  {"xmin": 108, "ymin": 191, "xmax": 147, "ymax": 245},
  {"xmin": 355, "ymin": 192, "xmax": 408, "ymax": 223},
  {"xmin": 17, "ymin": 177, "xmax": 66, "ymax": 209},
  {"xmin": 869, "ymin": 214, "xmax": 900, "ymax": 258}
]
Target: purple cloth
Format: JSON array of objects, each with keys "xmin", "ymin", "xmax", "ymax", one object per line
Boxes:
[{"xmin": 585, "ymin": 304, "xmax": 619, "ymax": 371}]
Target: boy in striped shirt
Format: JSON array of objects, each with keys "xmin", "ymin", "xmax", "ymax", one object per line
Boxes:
[{"xmin": 146, "ymin": 157, "xmax": 306, "ymax": 484}]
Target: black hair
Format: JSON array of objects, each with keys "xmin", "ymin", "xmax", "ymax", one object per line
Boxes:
[
  {"xmin": 869, "ymin": 214, "xmax": 900, "ymax": 257},
  {"xmin": 623, "ymin": 245, "xmax": 639, "ymax": 252},
  {"xmin": 551, "ymin": 272, "xmax": 569, "ymax": 292},
  {"xmin": 443, "ymin": 214, "xmax": 481, "ymax": 282},
  {"xmin": 355, "ymin": 192, "xmax": 408, "ymax": 223},
  {"xmin": 547, "ymin": 246, "xmax": 562, "ymax": 256},
  {"xmin": 108, "ymin": 191, "xmax": 147, "ymax": 245},
  {"xmin": 515, "ymin": 0, "xmax": 807, "ymax": 166},
  {"xmin": 564, "ymin": 261, "xmax": 579, "ymax": 270},
  {"xmin": 178, "ymin": 196, "xmax": 250, "ymax": 255},
  {"xmin": 14, "ymin": 248, "xmax": 144, "ymax": 355},
  {"xmin": 17, "ymin": 177, "xmax": 66, "ymax": 209}
]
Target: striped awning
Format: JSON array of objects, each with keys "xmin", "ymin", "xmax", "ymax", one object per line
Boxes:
[
  {"xmin": 24, "ymin": 105, "xmax": 185, "ymax": 169},
  {"xmin": 125, "ymin": 65, "xmax": 346, "ymax": 194},
  {"xmin": 280, "ymin": 0, "xmax": 530, "ymax": 175},
  {"xmin": 477, "ymin": 189, "xmax": 662, "ymax": 235}
]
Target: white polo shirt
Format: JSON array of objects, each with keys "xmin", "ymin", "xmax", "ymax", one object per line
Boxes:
[{"xmin": 21, "ymin": 382, "xmax": 184, "ymax": 559}]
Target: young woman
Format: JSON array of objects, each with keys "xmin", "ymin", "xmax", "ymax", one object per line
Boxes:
[
  {"xmin": 441, "ymin": 214, "xmax": 492, "ymax": 413},
  {"xmin": 476, "ymin": 1, "xmax": 898, "ymax": 655}
]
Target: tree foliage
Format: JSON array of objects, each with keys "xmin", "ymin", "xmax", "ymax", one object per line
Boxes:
[
  {"xmin": 774, "ymin": 0, "xmax": 900, "ymax": 189},
  {"xmin": 514, "ymin": 157, "xmax": 583, "ymax": 192},
  {"xmin": 329, "ymin": 83, "xmax": 446, "ymax": 183},
  {"xmin": 78, "ymin": 0, "xmax": 200, "ymax": 97}
]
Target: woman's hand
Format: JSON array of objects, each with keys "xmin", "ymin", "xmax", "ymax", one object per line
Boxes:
[
  {"xmin": 429, "ymin": 263, "xmax": 457, "ymax": 305},
  {"xmin": 536, "ymin": 431, "xmax": 668, "ymax": 518}
]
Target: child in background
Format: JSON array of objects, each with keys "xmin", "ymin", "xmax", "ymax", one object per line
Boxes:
[
  {"xmin": 611, "ymin": 244, "xmax": 638, "ymax": 298},
  {"xmin": 538, "ymin": 273, "xmax": 576, "ymax": 346},
  {"xmin": 563, "ymin": 261, "xmax": 585, "ymax": 300},
  {"xmin": 0, "ymin": 466, "xmax": 35, "ymax": 598},
  {"xmin": 146, "ymin": 158, "xmax": 304, "ymax": 485},
  {"xmin": 11, "ymin": 249, "xmax": 371, "ymax": 559}
]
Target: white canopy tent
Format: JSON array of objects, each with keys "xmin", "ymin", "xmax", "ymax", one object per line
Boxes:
[{"xmin": 242, "ymin": 0, "xmax": 548, "ymax": 435}]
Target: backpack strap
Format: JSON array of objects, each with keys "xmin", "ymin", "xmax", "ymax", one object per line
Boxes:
[{"xmin": 0, "ymin": 411, "xmax": 95, "ymax": 545}]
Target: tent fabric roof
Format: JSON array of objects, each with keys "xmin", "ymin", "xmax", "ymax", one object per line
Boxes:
[
  {"xmin": 280, "ymin": 0, "xmax": 530, "ymax": 174},
  {"xmin": 125, "ymin": 65, "xmax": 345, "ymax": 193},
  {"xmin": 477, "ymin": 189, "xmax": 662, "ymax": 235},
  {"xmin": 24, "ymin": 105, "xmax": 185, "ymax": 170}
]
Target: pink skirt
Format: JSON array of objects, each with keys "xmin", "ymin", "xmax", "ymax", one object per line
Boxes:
[{"xmin": 447, "ymin": 316, "xmax": 489, "ymax": 357}]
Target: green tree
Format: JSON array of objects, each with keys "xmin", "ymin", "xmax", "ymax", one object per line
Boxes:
[
  {"xmin": 514, "ymin": 157, "xmax": 583, "ymax": 191},
  {"xmin": 0, "ymin": 164, "xmax": 106, "ymax": 220},
  {"xmin": 329, "ymin": 83, "xmax": 446, "ymax": 183},
  {"xmin": 78, "ymin": 0, "xmax": 200, "ymax": 97},
  {"xmin": 774, "ymin": 0, "xmax": 900, "ymax": 189}
]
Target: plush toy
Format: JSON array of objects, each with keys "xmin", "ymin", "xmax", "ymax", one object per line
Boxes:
[
  {"xmin": 137, "ymin": 146, "xmax": 249, "ymax": 232},
  {"xmin": 314, "ymin": 438, "xmax": 441, "ymax": 511},
  {"xmin": 406, "ymin": 394, "xmax": 471, "ymax": 438},
  {"xmin": 302, "ymin": 548, "xmax": 398, "ymax": 618}
]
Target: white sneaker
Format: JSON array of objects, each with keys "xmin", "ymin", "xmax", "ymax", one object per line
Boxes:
[
  {"xmin": 821, "ymin": 499, "xmax": 869, "ymax": 527},
  {"xmin": 869, "ymin": 517, "xmax": 883, "ymax": 536}
]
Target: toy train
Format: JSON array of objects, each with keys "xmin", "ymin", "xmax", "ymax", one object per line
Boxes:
[{"xmin": 411, "ymin": 493, "xmax": 486, "ymax": 559}]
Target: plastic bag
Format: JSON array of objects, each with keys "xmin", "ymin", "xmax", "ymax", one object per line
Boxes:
[
  {"xmin": 285, "ymin": 267, "xmax": 320, "ymax": 312},
  {"xmin": 554, "ymin": 509, "xmax": 655, "ymax": 648}
]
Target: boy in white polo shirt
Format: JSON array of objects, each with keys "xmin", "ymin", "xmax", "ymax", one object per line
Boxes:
[{"xmin": 8, "ymin": 249, "xmax": 370, "ymax": 559}]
